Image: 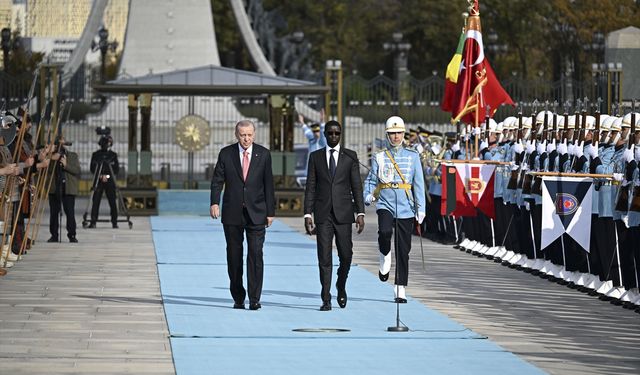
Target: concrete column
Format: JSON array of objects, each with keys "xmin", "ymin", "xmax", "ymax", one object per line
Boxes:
[
  {"xmin": 138, "ymin": 93, "xmax": 153, "ymax": 187},
  {"xmin": 127, "ymin": 94, "xmax": 139, "ymax": 186}
]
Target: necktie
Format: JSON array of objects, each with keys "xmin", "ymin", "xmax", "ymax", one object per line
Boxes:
[
  {"xmin": 329, "ymin": 149, "xmax": 336, "ymax": 177},
  {"xmin": 242, "ymin": 150, "xmax": 250, "ymax": 181}
]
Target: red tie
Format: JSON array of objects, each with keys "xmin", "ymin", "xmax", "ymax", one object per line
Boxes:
[{"xmin": 242, "ymin": 150, "xmax": 250, "ymax": 181}]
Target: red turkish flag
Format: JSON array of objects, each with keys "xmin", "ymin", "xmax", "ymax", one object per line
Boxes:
[
  {"xmin": 441, "ymin": 162, "xmax": 496, "ymax": 219},
  {"xmin": 445, "ymin": 0, "xmax": 514, "ymax": 125}
]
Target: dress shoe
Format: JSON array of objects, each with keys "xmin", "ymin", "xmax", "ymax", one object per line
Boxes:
[
  {"xmin": 87, "ymin": 223, "xmax": 96, "ymax": 228},
  {"xmin": 379, "ymin": 252, "xmax": 391, "ymax": 281},
  {"xmin": 249, "ymin": 302, "xmax": 261, "ymax": 310},
  {"xmin": 394, "ymin": 285, "xmax": 407, "ymax": 304},
  {"xmin": 0, "ymin": 268, "xmax": 6, "ymax": 276},
  {"xmin": 4, "ymin": 252, "xmax": 19, "ymax": 262},
  {"xmin": 337, "ymin": 289, "xmax": 347, "ymax": 308},
  {"xmin": 319, "ymin": 302, "xmax": 332, "ymax": 311},
  {"xmin": 47, "ymin": 236, "xmax": 59, "ymax": 243},
  {"xmin": 69, "ymin": 236, "xmax": 78, "ymax": 243},
  {"xmin": 233, "ymin": 303, "xmax": 245, "ymax": 309},
  {"xmin": 112, "ymin": 223, "xmax": 119, "ymax": 229}
]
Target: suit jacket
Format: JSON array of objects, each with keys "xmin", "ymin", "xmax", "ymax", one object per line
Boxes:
[
  {"xmin": 49, "ymin": 150, "xmax": 81, "ymax": 196},
  {"xmin": 210, "ymin": 143, "xmax": 275, "ymax": 225},
  {"xmin": 304, "ymin": 147, "xmax": 365, "ymax": 224}
]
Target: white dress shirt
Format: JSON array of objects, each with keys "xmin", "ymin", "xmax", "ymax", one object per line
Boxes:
[
  {"xmin": 304, "ymin": 144, "xmax": 364, "ymax": 219},
  {"xmin": 238, "ymin": 144, "xmax": 253, "ymax": 167}
]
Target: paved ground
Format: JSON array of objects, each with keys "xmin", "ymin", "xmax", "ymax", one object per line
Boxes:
[
  {"xmin": 0, "ymin": 202, "xmax": 174, "ymax": 374},
  {"xmin": 279, "ymin": 212, "xmax": 640, "ymax": 375},
  {"xmin": 1, "ymin": 197, "xmax": 639, "ymax": 374}
]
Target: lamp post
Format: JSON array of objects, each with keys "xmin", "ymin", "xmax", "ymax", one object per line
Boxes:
[
  {"xmin": 592, "ymin": 62, "xmax": 622, "ymax": 114},
  {"xmin": 1, "ymin": 28, "xmax": 11, "ymax": 72},
  {"xmin": 92, "ymin": 26, "xmax": 118, "ymax": 82},
  {"xmin": 485, "ymin": 30, "xmax": 507, "ymax": 60},
  {"xmin": 383, "ymin": 32, "xmax": 411, "ymax": 107},
  {"xmin": 325, "ymin": 59, "xmax": 343, "ymax": 124}
]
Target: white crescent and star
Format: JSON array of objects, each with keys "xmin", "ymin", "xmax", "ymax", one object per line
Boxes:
[{"xmin": 460, "ymin": 30, "xmax": 485, "ymax": 73}]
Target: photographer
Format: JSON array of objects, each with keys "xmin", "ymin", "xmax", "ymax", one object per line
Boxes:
[
  {"xmin": 88, "ymin": 134, "xmax": 119, "ymax": 228},
  {"xmin": 48, "ymin": 135, "xmax": 80, "ymax": 243}
]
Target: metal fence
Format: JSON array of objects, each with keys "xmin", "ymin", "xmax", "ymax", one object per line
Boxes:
[{"xmin": 2, "ymin": 69, "xmax": 603, "ymax": 187}]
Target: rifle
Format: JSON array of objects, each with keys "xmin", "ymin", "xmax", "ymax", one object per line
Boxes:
[
  {"xmin": 627, "ymin": 100, "xmax": 640, "ymax": 212},
  {"xmin": 580, "ymin": 97, "xmax": 589, "ymax": 145},
  {"xmin": 531, "ymin": 102, "xmax": 551, "ymax": 195},
  {"xmin": 615, "ymin": 100, "xmax": 636, "ymax": 212},
  {"xmin": 521, "ymin": 101, "xmax": 538, "ymax": 193},
  {"xmin": 507, "ymin": 102, "xmax": 523, "ymax": 189},
  {"xmin": 552, "ymin": 101, "xmax": 559, "ymax": 142},
  {"xmin": 542, "ymin": 100, "xmax": 549, "ymax": 142}
]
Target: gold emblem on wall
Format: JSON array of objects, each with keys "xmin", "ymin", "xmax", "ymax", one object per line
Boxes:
[{"xmin": 175, "ymin": 114, "xmax": 211, "ymax": 152}]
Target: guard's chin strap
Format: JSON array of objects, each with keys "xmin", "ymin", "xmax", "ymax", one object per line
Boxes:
[{"xmin": 386, "ymin": 134, "xmax": 404, "ymax": 151}]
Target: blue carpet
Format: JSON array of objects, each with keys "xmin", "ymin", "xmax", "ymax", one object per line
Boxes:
[{"xmin": 152, "ymin": 216, "xmax": 545, "ymax": 375}]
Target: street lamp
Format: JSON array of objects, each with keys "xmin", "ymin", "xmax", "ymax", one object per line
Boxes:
[
  {"xmin": 383, "ymin": 32, "xmax": 411, "ymax": 107},
  {"xmin": 592, "ymin": 62, "xmax": 622, "ymax": 114},
  {"xmin": 91, "ymin": 26, "xmax": 118, "ymax": 82},
  {"xmin": 485, "ymin": 30, "xmax": 507, "ymax": 59},
  {"xmin": 325, "ymin": 59, "xmax": 343, "ymax": 125},
  {"xmin": 383, "ymin": 32, "xmax": 411, "ymax": 82},
  {"xmin": 1, "ymin": 27, "xmax": 20, "ymax": 72}
]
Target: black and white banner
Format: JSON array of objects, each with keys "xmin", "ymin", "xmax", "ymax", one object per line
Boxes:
[{"xmin": 541, "ymin": 176, "xmax": 593, "ymax": 252}]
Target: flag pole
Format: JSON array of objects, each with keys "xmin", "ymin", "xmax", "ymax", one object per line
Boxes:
[{"xmin": 474, "ymin": 91, "xmax": 480, "ymax": 159}]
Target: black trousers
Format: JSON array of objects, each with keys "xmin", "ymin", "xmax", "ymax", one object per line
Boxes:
[
  {"xmin": 503, "ymin": 203, "xmax": 519, "ymax": 251},
  {"xmin": 222, "ymin": 208, "xmax": 266, "ymax": 304},
  {"xmin": 377, "ymin": 209, "xmax": 413, "ymax": 286},
  {"xmin": 49, "ymin": 193, "xmax": 76, "ymax": 239},
  {"xmin": 618, "ymin": 222, "xmax": 637, "ymax": 289},
  {"xmin": 624, "ymin": 226, "xmax": 640, "ymax": 289},
  {"xmin": 316, "ymin": 210, "xmax": 353, "ymax": 303},
  {"xmin": 594, "ymin": 217, "xmax": 621, "ymax": 284},
  {"xmin": 91, "ymin": 181, "xmax": 118, "ymax": 224}
]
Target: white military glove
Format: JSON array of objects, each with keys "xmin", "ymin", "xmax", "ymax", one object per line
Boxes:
[
  {"xmin": 546, "ymin": 139, "xmax": 556, "ymax": 153},
  {"xmin": 526, "ymin": 140, "xmax": 535, "ymax": 154},
  {"xmin": 623, "ymin": 145, "xmax": 635, "ymax": 163},
  {"xmin": 431, "ymin": 143, "xmax": 442, "ymax": 155},
  {"xmin": 473, "ymin": 127, "xmax": 481, "ymax": 136},
  {"xmin": 364, "ymin": 194, "xmax": 376, "ymax": 205},
  {"xmin": 636, "ymin": 145, "xmax": 640, "ymax": 162},
  {"xmin": 612, "ymin": 173, "xmax": 624, "ymax": 182},
  {"xmin": 536, "ymin": 140, "xmax": 546, "ymax": 155},
  {"xmin": 585, "ymin": 143, "xmax": 598, "ymax": 159},
  {"xmin": 557, "ymin": 140, "xmax": 568, "ymax": 155},
  {"xmin": 510, "ymin": 161, "xmax": 519, "ymax": 171},
  {"xmin": 479, "ymin": 140, "xmax": 488, "ymax": 151},
  {"xmin": 574, "ymin": 141, "xmax": 584, "ymax": 158},
  {"xmin": 512, "ymin": 140, "xmax": 524, "ymax": 154},
  {"xmin": 451, "ymin": 140, "xmax": 461, "ymax": 152},
  {"xmin": 416, "ymin": 211, "xmax": 426, "ymax": 224}
]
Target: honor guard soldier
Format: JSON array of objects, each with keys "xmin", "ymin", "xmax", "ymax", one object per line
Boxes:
[{"xmin": 363, "ymin": 116, "xmax": 426, "ymax": 303}]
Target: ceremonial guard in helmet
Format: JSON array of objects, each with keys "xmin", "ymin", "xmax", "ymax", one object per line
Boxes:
[{"xmin": 363, "ymin": 116, "xmax": 426, "ymax": 303}]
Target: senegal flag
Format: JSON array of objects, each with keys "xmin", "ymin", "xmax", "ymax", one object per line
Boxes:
[
  {"xmin": 441, "ymin": 30, "xmax": 465, "ymax": 113},
  {"xmin": 446, "ymin": 31, "xmax": 465, "ymax": 83}
]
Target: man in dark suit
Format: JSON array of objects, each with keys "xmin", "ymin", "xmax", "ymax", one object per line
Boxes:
[
  {"xmin": 210, "ymin": 120, "xmax": 275, "ymax": 311},
  {"xmin": 304, "ymin": 120, "xmax": 365, "ymax": 311}
]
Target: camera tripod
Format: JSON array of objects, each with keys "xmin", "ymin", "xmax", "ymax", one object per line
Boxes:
[{"xmin": 82, "ymin": 161, "xmax": 132, "ymax": 229}]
